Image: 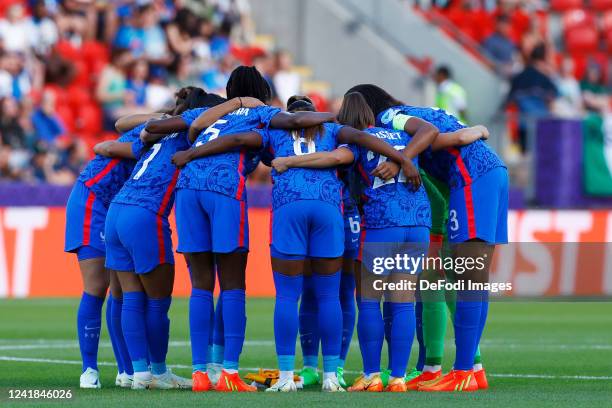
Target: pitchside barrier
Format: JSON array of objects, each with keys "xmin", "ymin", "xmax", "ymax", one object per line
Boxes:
[{"xmin": 0, "ymin": 208, "xmax": 611, "ymax": 298}]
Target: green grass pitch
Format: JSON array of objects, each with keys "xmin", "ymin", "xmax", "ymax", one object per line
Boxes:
[{"xmin": 1, "ymin": 298, "xmax": 611, "ymax": 407}]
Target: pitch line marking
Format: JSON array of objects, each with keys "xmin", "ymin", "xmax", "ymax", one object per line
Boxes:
[
  {"xmin": 1, "ymin": 339, "xmax": 611, "ymax": 351},
  {"xmin": 1, "ymin": 356, "xmax": 611, "ymax": 381}
]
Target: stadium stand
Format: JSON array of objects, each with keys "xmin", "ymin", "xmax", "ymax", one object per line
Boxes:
[{"xmin": 0, "ymin": 0, "xmax": 327, "ymax": 186}]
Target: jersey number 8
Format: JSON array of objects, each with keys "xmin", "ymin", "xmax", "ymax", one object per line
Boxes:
[{"xmin": 293, "ymin": 136, "xmax": 316, "ymax": 156}]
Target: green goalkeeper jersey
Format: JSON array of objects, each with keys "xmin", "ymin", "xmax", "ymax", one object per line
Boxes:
[{"xmin": 421, "ymin": 170, "xmax": 449, "ymax": 238}]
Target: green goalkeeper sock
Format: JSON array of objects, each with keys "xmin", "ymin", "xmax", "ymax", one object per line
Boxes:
[
  {"xmin": 474, "ymin": 347, "xmax": 481, "ymax": 365},
  {"xmin": 423, "ymin": 300, "xmax": 446, "ymax": 367}
]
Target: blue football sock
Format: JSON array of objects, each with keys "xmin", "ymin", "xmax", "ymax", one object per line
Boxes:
[
  {"xmin": 221, "ymin": 289, "xmax": 246, "ymax": 370},
  {"xmin": 110, "ymin": 296, "xmax": 133, "ymax": 375},
  {"xmin": 106, "ymin": 296, "xmax": 129, "ymax": 375},
  {"xmin": 121, "ymin": 291, "xmax": 148, "ymax": 372},
  {"xmin": 382, "ymin": 300, "xmax": 393, "ymax": 371},
  {"xmin": 189, "ymin": 288, "xmax": 213, "ymax": 372},
  {"xmin": 145, "ymin": 296, "xmax": 171, "ymax": 375},
  {"xmin": 357, "ymin": 299, "xmax": 383, "ymax": 375},
  {"xmin": 475, "ymin": 291, "xmax": 489, "ymax": 358},
  {"xmin": 454, "ymin": 291, "xmax": 482, "ymax": 371},
  {"xmin": 273, "ymin": 271, "xmax": 303, "ymax": 372},
  {"xmin": 77, "ymin": 292, "xmax": 104, "ymax": 372},
  {"xmin": 212, "ymin": 344, "xmax": 224, "ymax": 365},
  {"xmin": 415, "ymin": 300, "xmax": 426, "ymax": 371},
  {"xmin": 389, "ymin": 302, "xmax": 415, "ymax": 378},
  {"xmin": 210, "ymin": 294, "xmax": 224, "ymax": 365},
  {"xmin": 339, "ymin": 273, "xmax": 356, "ymax": 364},
  {"xmin": 299, "ymin": 275, "xmax": 319, "ymax": 366},
  {"xmin": 213, "ymin": 293, "xmax": 225, "ymax": 348},
  {"xmin": 313, "ymin": 271, "xmax": 342, "ymax": 374},
  {"xmin": 106, "ymin": 296, "xmax": 123, "ymax": 374}
]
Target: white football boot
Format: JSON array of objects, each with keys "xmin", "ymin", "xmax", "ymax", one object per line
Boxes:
[{"xmin": 79, "ymin": 367, "xmax": 101, "ymax": 389}]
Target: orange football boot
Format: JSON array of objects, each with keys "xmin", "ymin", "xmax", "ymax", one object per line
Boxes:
[
  {"xmin": 419, "ymin": 369, "xmax": 478, "ymax": 392},
  {"xmin": 385, "ymin": 377, "xmax": 407, "ymax": 392},
  {"xmin": 215, "ymin": 370, "xmax": 257, "ymax": 392},
  {"xmin": 348, "ymin": 374, "xmax": 384, "ymax": 392},
  {"xmin": 474, "ymin": 368, "xmax": 489, "ymax": 389},
  {"xmin": 406, "ymin": 370, "xmax": 442, "ymax": 390},
  {"xmin": 192, "ymin": 371, "xmax": 213, "ymax": 392}
]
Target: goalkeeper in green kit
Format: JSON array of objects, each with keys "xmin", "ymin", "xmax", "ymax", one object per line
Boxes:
[{"xmin": 404, "ymin": 171, "xmax": 488, "ymax": 390}]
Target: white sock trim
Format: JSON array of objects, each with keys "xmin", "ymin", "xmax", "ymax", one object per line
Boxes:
[
  {"xmin": 279, "ymin": 371, "xmax": 294, "ymax": 382},
  {"xmin": 323, "ymin": 372, "xmax": 337, "ymax": 381}
]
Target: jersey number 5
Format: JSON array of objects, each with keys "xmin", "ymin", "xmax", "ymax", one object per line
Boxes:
[{"xmin": 197, "ymin": 119, "xmax": 228, "ymax": 146}]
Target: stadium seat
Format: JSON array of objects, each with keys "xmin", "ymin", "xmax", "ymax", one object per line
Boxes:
[
  {"xmin": 551, "ymin": 0, "xmax": 583, "ymax": 11},
  {"xmin": 565, "ymin": 26, "xmax": 599, "ymax": 54},
  {"xmin": 305, "ymin": 92, "xmax": 329, "ymax": 113},
  {"xmin": 54, "ymin": 40, "xmax": 81, "ymax": 62},
  {"xmin": 55, "ymin": 103, "xmax": 76, "ymax": 134},
  {"xmin": 230, "ymin": 44, "xmax": 266, "ymax": 66},
  {"xmin": 76, "ymin": 104, "xmax": 103, "ymax": 135},
  {"xmin": 81, "ymin": 41, "xmax": 110, "ymax": 76},
  {"xmin": 444, "ymin": 8, "xmax": 481, "ymax": 41},
  {"xmin": 591, "ymin": 0, "xmax": 612, "ymax": 11},
  {"xmin": 571, "ymin": 52, "xmax": 609, "ymax": 81},
  {"xmin": 43, "ymin": 85, "xmax": 69, "ymax": 108},
  {"xmin": 0, "ymin": 0, "xmax": 23, "ymax": 17},
  {"xmin": 66, "ymin": 85, "xmax": 92, "ymax": 112},
  {"xmin": 510, "ymin": 9, "xmax": 531, "ymax": 42},
  {"xmin": 606, "ymin": 31, "xmax": 612, "ymax": 53},
  {"xmin": 71, "ymin": 60, "xmax": 93, "ymax": 90},
  {"xmin": 602, "ymin": 10, "xmax": 612, "ymax": 32},
  {"xmin": 562, "ymin": 9, "xmax": 596, "ymax": 32}
]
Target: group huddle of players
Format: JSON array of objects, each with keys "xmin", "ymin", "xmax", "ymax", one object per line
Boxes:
[{"xmin": 64, "ymin": 65, "xmax": 508, "ymax": 393}]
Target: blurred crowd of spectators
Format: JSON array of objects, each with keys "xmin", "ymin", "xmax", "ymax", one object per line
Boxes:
[
  {"xmin": 428, "ymin": 0, "xmax": 611, "ymax": 152},
  {"xmin": 0, "ymin": 0, "xmax": 304, "ymax": 185}
]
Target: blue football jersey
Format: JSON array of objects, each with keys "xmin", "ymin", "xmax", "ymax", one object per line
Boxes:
[
  {"xmin": 376, "ymin": 105, "xmax": 505, "ymax": 190},
  {"xmin": 259, "ymin": 122, "xmax": 345, "ymax": 211},
  {"xmin": 181, "ymin": 107, "xmax": 207, "ymax": 128},
  {"xmin": 176, "ymin": 105, "xmax": 281, "ymax": 200},
  {"xmin": 112, "ymin": 130, "xmax": 191, "ymax": 218},
  {"xmin": 348, "ymin": 126, "xmax": 431, "ymax": 229},
  {"xmin": 339, "ymin": 168, "xmax": 360, "ymax": 217},
  {"xmin": 76, "ymin": 124, "xmax": 146, "ymax": 207}
]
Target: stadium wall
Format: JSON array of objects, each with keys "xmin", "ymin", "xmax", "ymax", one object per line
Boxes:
[
  {"xmin": 250, "ymin": 0, "xmax": 427, "ymax": 105},
  {"xmin": 0, "ymin": 208, "xmax": 611, "ymax": 298}
]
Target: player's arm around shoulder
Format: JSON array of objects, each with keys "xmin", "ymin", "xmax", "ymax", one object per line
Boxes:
[
  {"xmin": 93, "ymin": 140, "xmax": 136, "ymax": 159},
  {"xmin": 172, "ymin": 131, "xmax": 263, "ymax": 168},
  {"xmin": 269, "ymin": 111, "xmax": 336, "ymax": 129},
  {"xmin": 431, "ymin": 125, "xmax": 489, "ymax": 151},
  {"xmin": 187, "ymin": 97, "xmax": 264, "ymax": 142},
  {"xmin": 271, "ymin": 146, "xmax": 354, "ymax": 174}
]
